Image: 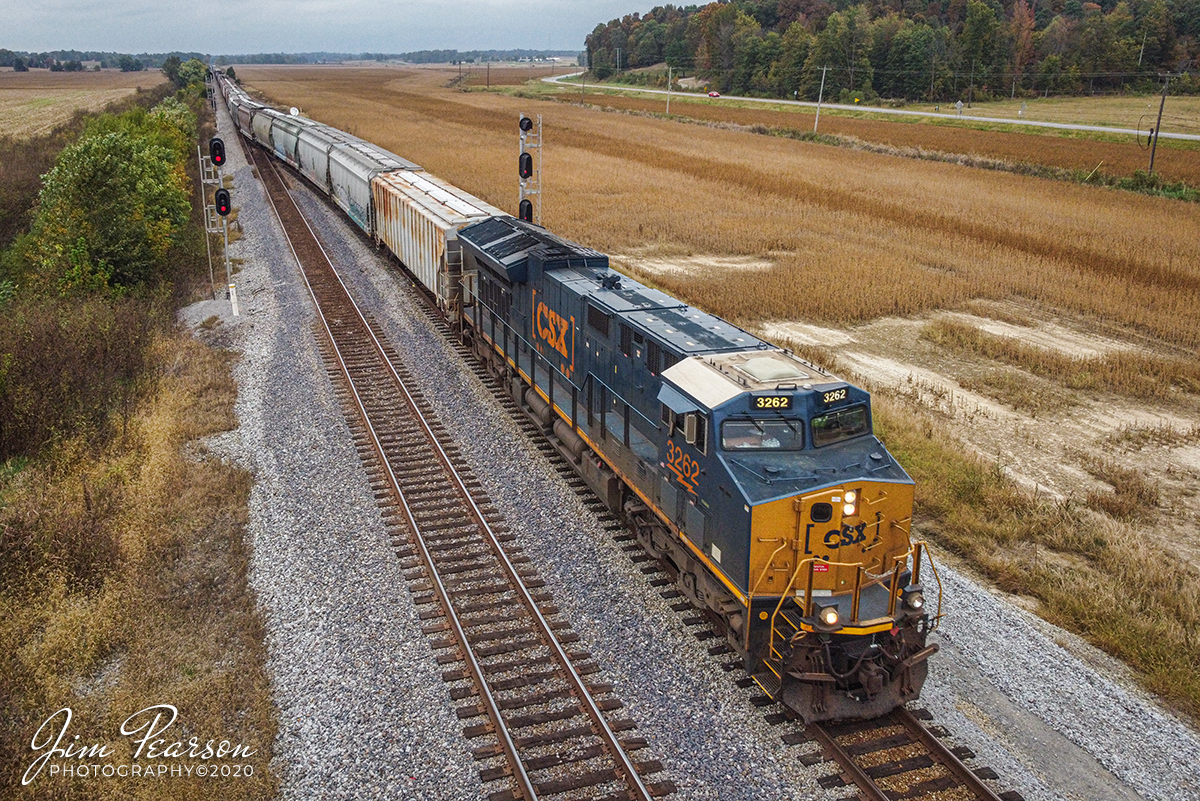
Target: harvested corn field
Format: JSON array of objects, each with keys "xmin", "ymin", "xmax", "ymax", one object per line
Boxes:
[{"xmin": 239, "ymin": 63, "xmax": 1200, "ymax": 722}]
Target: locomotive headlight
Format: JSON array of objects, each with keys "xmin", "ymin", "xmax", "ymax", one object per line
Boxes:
[
  {"xmin": 843, "ymin": 503, "xmax": 856, "ymax": 516},
  {"xmin": 843, "ymin": 491, "xmax": 857, "ymax": 517},
  {"xmin": 903, "ymin": 584, "xmax": 926, "ymax": 613},
  {"xmin": 817, "ymin": 605, "xmax": 840, "ymax": 627}
]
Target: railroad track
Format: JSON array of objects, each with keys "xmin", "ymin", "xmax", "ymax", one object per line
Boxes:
[
  {"xmin": 240, "ymin": 133, "xmax": 1024, "ymax": 801},
  {"xmin": 368, "ymin": 171, "xmax": 1029, "ymax": 801},
  {"xmin": 243, "ymin": 140, "xmax": 672, "ymax": 801},
  {"xmin": 789, "ymin": 707, "xmax": 1021, "ymax": 801},
  {"xmin": 384, "ymin": 226, "xmax": 1029, "ymax": 801}
]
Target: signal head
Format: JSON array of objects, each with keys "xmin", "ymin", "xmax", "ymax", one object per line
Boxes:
[
  {"xmin": 209, "ymin": 137, "xmax": 226, "ymax": 167},
  {"xmin": 518, "ymin": 198, "xmax": 533, "ymax": 222},
  {"xmin": 215, "ymin": 188, "xmax": 231, "ymax": 216},
  {"xmin": 519, "ymin": 116, "xmax": 533, "ymax": 132}
]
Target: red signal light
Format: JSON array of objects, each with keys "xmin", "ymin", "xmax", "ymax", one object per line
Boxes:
[
  {"xmin": 209, "ymin": 137, "xmax": 226, "ymax": 167},
  {"xmin": 519, "ymin": 152, "xmax": 533, "ymax": 180},
  {"xmin": 215, "ymin": 188, "xmax": 231, "ymax": 217}
]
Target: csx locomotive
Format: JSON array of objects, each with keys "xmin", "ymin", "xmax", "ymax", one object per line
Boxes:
[{"xmin": 217, "ymin": 71, "xmax": 941, "ymax": 723}]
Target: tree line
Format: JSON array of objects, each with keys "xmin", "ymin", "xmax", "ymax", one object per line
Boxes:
[
  {"xmin": 1, "ymin": 49, "xmax": 209, "ymax": 72},
  {"xmin": 585, "ymin": 1, "xmax": 1200, "ymax": 102}
]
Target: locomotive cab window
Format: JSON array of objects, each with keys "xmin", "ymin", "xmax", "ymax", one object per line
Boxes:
[
  {"xmin": 721, "ymin": 419, "xmax": 804, "ymax": 451},
  {"xmin": 811, "ymin": 405, "xmax": 870, "ymax": 447}
]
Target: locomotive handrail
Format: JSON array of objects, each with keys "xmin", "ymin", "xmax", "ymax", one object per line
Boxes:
[
  {"xmin": 478, "ymin": 300, "xmax": 663, "ymax": 440},
  {"xmin": 763, "ymin": 541, "xmax": 937, "ymax": 658},
  {"xmin": 916, "ymin": 540, "xmax": 946, "ymax": 629},
  {"xmin": 745, "ymin": 539, "xmax": 798, "ymax": 651}
]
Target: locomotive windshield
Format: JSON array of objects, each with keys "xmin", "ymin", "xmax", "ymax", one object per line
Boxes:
[
  {"xmin": 811, "ymin": 405, "xmax": 870, "ymax": 447},
  {"xmin": 721, "ymin": 419, "xmax": 805, "ymax": 451}
]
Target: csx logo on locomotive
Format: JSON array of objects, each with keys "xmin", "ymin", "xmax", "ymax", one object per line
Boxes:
[{"xmin": 534, "ymin": 299, "xmax": 572, "ymax": 362}]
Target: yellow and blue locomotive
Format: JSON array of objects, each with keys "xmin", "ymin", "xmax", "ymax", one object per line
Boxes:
[
  {"xmin": 458, "ymin": 216, "xmax": 940, "ymax": 723},
  {"xmin": 217, "ymin": 69, "xmax": 941, "ymax": 722}
]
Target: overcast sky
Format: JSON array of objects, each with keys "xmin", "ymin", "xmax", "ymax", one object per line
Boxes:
[{"xmin": 8, "ymin": 0, "xmax": 635, "ymax": 54}]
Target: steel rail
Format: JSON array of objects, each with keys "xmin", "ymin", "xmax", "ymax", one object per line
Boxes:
[
  {"xmin": 808, "ymin": 708, "xmax": 1008, "ymax": 801},
  {"xmin": 806, "ymin": 722, "xmax": 891, "ymax": 801},
  {"xmin": 893, "ymin": 707, "xmax": 1007, "ymax": 801},
  {"xmin": 247, "ymin": 143, "xmax": 654, "ymax": 801}
]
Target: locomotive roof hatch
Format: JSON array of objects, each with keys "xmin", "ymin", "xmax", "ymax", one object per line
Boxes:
[
  {"xmin": 626, "ymin": 306, "xmax": 761, "ymax": 357},
  {"xmin": 660, "ymin": 355, "xmax": 745, "ymax": 410},
  {"xmin": 459, "ymin": 216, "xmax": 607, "ymax": 284}
]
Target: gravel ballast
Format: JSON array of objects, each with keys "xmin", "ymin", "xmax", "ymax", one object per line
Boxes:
[{"xmin": 184, "ymin": 95, "xmax": 1200, "ymax": 801}]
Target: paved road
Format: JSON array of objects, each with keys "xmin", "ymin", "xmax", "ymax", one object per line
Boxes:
[{"xmin": 544, "ymin": 72, "xmax": 1200, "ymax": 142}]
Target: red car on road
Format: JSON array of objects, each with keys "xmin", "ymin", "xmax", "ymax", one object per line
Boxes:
[{"xmin": 708, "ymin": 91, "xmax": 720, "ymax": 97}]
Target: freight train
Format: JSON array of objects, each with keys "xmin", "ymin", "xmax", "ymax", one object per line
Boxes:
[{"xmin": 216, "ymin": 71, "xmax": 942, "ymax": 723}]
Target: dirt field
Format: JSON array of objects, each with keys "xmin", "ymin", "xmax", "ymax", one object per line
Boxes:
[
  {"xmin": 0, "ymin": 69, "xmax": 167, "ymax": 138},
  {"xmin": 237, "ymin": 63, "xmax": 1200, "ymax": 714}
]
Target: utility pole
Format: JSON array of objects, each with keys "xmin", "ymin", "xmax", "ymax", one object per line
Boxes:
[
  {"xmin": 616, "ymin": 48, "xmax": 622, "ymax": 73},
  {"xmin": 1138, "ymin": 32, "xmax": 1147, "ymax": 67},
  {"xmin": 968, "ymin": 59, "xmax": 975, "ymax": 108},
  {"xmin": 1149, "ymin": 72, "xmax": 1182, "ymax": 175},
  {"xmin": 666, "ymin": 65, "xmax": 672, "ymax": 114},
  {"xmin": 487, "ymin": 61, "xmax": 490, "ymax": 89},
  {"xmin": 814, "ymin": 65, "xmax": 828, "ymax": 133}
]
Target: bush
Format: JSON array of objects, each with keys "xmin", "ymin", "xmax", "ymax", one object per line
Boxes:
[
  {"xmin": 0, "ymin": 92, "xmax": 203, "ymax": 463},
  {"xmin": 0, "ymin": 82, "xmax": 176, "ymax": 251},
  {"xmin": 22, "ymin": 116, "xmax": 191, "ymax": 294}
]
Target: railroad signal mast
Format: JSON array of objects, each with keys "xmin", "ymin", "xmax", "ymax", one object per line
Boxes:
[
  {"xmin": 518, "ymin": 114, "xmax": 541, "ymax": 225},
  {"xmin": 198, "ymin": 138, "xmax": 221, "ymax": 298},
  {"xmin": 199, "ymin": 136, "xmax": 238, "ymax": 314}
]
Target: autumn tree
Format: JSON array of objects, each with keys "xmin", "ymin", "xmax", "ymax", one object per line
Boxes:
[
  {"xmin": 23, "ymin": 107, "xmax": 192, "ymax": 295},
  {"xmin": 801, "ymin": 5, "xmax": 876, "ymax": 99}
]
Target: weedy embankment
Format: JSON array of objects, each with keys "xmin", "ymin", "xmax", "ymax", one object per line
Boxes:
[
  {"xmin": 0, "ymin": 67, "xmax": 276, "ymax": 800},
  {"xmin": 872, "ymin": 394, "xmax": 1200, "ymax": 721}
]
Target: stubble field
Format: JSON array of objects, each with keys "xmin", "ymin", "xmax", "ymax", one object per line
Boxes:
[
  {"xmin": 0, "ymin": 69, "xmax": 168, "ymax": 138},
  {"xmin": 537, "ymin": 88, "xmax": 1200, "ymax": 185},
  {"xmin": 240, "ymin": 64, "xmax": 1200, "ymax": 720}
]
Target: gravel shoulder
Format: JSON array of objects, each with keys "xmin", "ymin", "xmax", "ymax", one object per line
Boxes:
[
  {"xmin": 179, "ymin": 96, "xmax": 1200, "ymax": 801},
  {"xmin": 181, "ymin": 99, "xmax": 482, "ymax": 801}
]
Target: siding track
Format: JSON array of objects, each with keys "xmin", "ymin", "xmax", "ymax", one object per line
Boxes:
[{"xmin": 243, "ymin": 138, "xmax": 671, "ymax": 801}]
